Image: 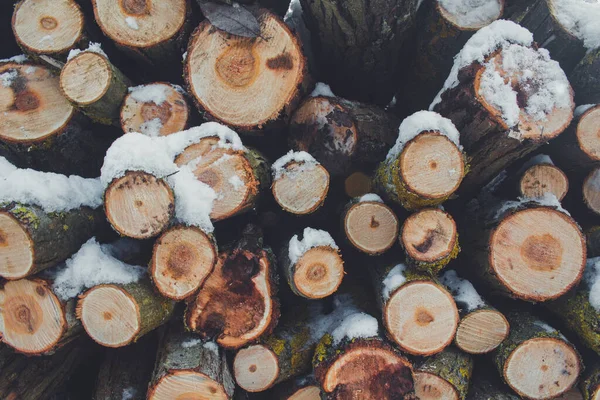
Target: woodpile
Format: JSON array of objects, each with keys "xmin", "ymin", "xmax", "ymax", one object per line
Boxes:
[{"xmin": 2, "ymin": 1, "xmax": 600, "ymax": 399}]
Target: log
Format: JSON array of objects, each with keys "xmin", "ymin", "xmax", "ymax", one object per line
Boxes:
[
  {"xmin": 104, "ymin": 171, "xmax": 175, "ymax": 239},
  {"xmin": 0, "ymin": 202, "xmax": 104, "ymax": 279},
  {"xmin": 185, "ymin": 225, "xmax": 279, "ymax": 349},
  {"xmin": 147, "ymin": 325, "xmax": 235, "ymax": 400},
  {"xmin": 372, "ymin": 263, "xmax": 459, "ymax": 355},
  {"xmin": 264, "ymin": 376, "xmax": 322, "ymax": 400},
  {"xmin": 344, "ymin": 171, "xmax": 372, "ymax": 198},
  {"xmin": 581, "ymin": 364, "xmax": 600, "ymax": 400},
  {"xmin": 587, "ymin": 226, "xmax": 600, "ymax": 258},
  {"xmin": 465, "ymin": 371, "xmax": 519, "ymax": 400},
  {"xmin": 150, "ymin": 225, "xmax": 217, "ymax": 300},
  {"xmin": 518, "ymin": 158, "xmax": 569, "ymax": 201},
  {"xmin": 343, "ymin": 195, "xmax": 399, "ymax": 256},
  {"xmin": 583, "ymin": 168, "xmax": 600, "ymax": 217},
  {"xmin": 288, "ymin": 96, "xmax": 399, "ymax": 177},
  {"xmin": 413, "ymin": 347, "xmax": 473, "ymax": 400},
  {"xmin": 76, "ymin": 278, "xmax": 175, "ymax": 348},
  {"xmin": 400, "ymin": 207, "xmax": 459, "ymax": 273},
  {"xmin": 492, "ymin": 312, "xmax": 582, "ymax": 400},
  {"xmin": 0, "ymin": 278, "xmax": 82, "ymax": 355},
  {"xmin": 121, "ymin": 83, "xmax": 192, "ymax": 136},
  {"xmin": 440, "ymin": 270, "xmax": 510, "ymax": 354},
  {"xmin": 60, "ymin": 49, "xmax": 132, "ymax": 125},
  {"xmin": 299, "ymin": 0, "xmax": 417, "ymax": 105},
  {"xmin": 570, "ymin": 48, "xmax": 600, "ymax": 105},
  {"xmin": 185, "ymin": 9, "xmax": 307, "ymax": 131}
]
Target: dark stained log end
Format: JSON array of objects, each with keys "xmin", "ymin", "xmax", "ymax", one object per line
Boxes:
[
  {"xmin": 455, "ymin": 309, "xmax": 510, "ymax": 354},
  {"xmin": 234, "ymin": 344, "xmax": 280, "ymax": 392},
  {"xmin": 345, "ymin": 201, "xmax": 399, "ymax": 255},
  {"xmin": 0, "ymin": 211, "xmax": 34, "ymax": 279}
]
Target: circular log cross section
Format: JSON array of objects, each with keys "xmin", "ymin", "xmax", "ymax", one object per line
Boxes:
[
  {"xmin": 344, "ymin": 201, "xmax": 399, "ymax": 255},
  {"xmin": 437, "ymin": 0, "xmax": 503, "ymax": 30},
  {"xmin": 584, "ymin": 168, "xmax": 600, "ymax": 216},
  {"xmin": 0, "ymin": 212, "xmax": 34, "ymax": 280},
  {"xmin": 0, "ymin": 62, "xmax": 74, "ymax": 143},
  {"xmin": 0, "ymin": 279, "xmax": 66, "ymax": 354},
  {"xmin": 60, "ymin": 52, "xmax": 112, "ymax": 106},
  {"xmin": 121, "ymin": 83, "xmax": 189, "ymax": 136},
  {"xmin": 93, "ymin": 0, "xmax": 187, "ymax": 48},
  {"xmin": 400, "ymin": 132, "xmax": 464, "ymax": 201},
  {"xmin": 150, "ymin": 226, "xmax": 217, "ymax": 300},
  {"xmin": 289, "ymin": 386, "xmax": 321, "ymax": 400},
  {"xmin": 504, "ymin": 337, "xmax": 580, "ymax": 399},
  {"xmin": 104, "ymin": 171, "xmax": 174, "ymax": 239},
  {"xmin": 78, "ymin": 285, "xmax": 140, "ymax": 348},
  {"xmin": 272, "ymin": 162, "xmax": 330, "ymax": 215},
  {"xmin": 12, "ymin": 0, "xmax": 84, "ymax": 55},
  {"xmin": 233, "ymin": 345, "xmax": 279, "ymax": 392},
  {"xmin": 148, "ymin": 370, "xmax": 229, "ymax": 400},
  {"xmin": 490, "ymin": 208, "xmax": 585, "ymax": 301},
  {"xmin": 455, "ymin": 309, "xmax": 509, "ymax": 354},
  {"xmin": 413, "ymin": 371, "xmax": 459, "ymax": 400},
  {"xmin": 576, "ymin": 105, "xmax": 600, "ymax": 162},
  {"xmin": 519, "ymin": 164, "xmax": 569, "ymax": 201},
  {"xmin": 345, "ymin": 172, "xmax": 372, "ymax": 198},
  {"xmin": 293, "ymin": 246, "xmax": 344, "ymax": 299},
  {"xmin": 385, "ymin": 281, "xmax": 458, "ymax": 355},
  {"xmin": 186, "ymin": 11, "xmax": 305, "ymax": 129}
]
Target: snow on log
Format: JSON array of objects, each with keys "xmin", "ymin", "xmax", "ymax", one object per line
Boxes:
[
  {"xmin": 441, "ymin": 270, "xmax": 510, "ymax": 354},
  {"xmin": 431, "ymin": 20, "xmax": 574, "ymax": 196},
  {"xmin": 121, "ymin": 83, "xmax": 192, "ymax": 137},
  {"xmin": 60, "ymin": 43, "xmax": 132, "ymax": 125},
  {"xmin": 413, "ymin": 347, "xmax": 473, "ymax": 400},
  {"xmin": 343, "ymin": 194, "xmax": 399, "ymax": 256},
  {"xmin": 492, "ymin": 312, "xmax": 582, "ymax": 399},
  {"xmin": 587, "ymin": 226, "xmax": 600, "ymax": 258},
  {"xmin": 517, "ymin": 154, "xmax": 569, "ymax": 200},
  {"xmin": 288, "ymin": 95, "xmax": 399, "ymax": 177},
  {"xmin": 570, "ymin": 48, "xmax": 600, "ymax": 105},
  {"xmin": 185, "ymin": 9, "xmax": 307, "ymax": 131},
  {"xmin": 581, "ymin": 363, "xmax": 600, "ymax": 400},
  {"xmin": 271, "ymin": 151, "xmax": 329, "ymax": 215},
  {"xmin": 374, "ymin": 111, "xmax": 465, "ymax": 211}
]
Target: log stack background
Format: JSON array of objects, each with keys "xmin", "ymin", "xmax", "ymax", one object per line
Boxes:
[{"xmin": 1, "ymin": 0, "xmax": 600, "ymax": 399}]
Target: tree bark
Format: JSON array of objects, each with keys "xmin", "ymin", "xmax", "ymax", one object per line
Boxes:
[
  {"xmin": 570, "ymin": 48, "xmax": 600, "ymax": 105},
  {"xmin": 581, "ymin": 364, "xmax": 600, "ymax": 400},
  {"xmin": 587, "ymin": 226, "xmax": 600, "ymax": 258},
  {"xmin": 414, "ymin": 347, "xmax": 473, "ymax": 400}
]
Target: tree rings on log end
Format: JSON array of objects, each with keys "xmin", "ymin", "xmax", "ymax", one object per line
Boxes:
[
  {"xmin": 576, "ymin": 105, "xmax": 600, "ymax": 162},
  {"xmin": 437, "ymin": 0, "xmax": 503, "ymax": 31},
  {"xmin": 584, "ymin": 168, "xmax": 600, "ymax": 216},
  {"xmin": 186, "ymin": 11, "xmax": 306, "ymax": 129},
  {"xmin": 385, "ymin": 281, "xmax": 458, "ymax": 355},
  {"xmin": 520, "ymin": 164, "xmax": 569, "ymax": 201},
  {"xmin": 60, "ymin": 52, "xmax": 112, "ymax": 105},
  {"xmin": 414, "ymin": 371, "xmax": 459, "ymax": 400},
  {"xmin": 148, "ymin": 370, "xmax": 229, "ymax": 400},
  {"xmin": 504, "ymin": 337, "xmax": 580, "ymax": 399},
  {"xmin": 292, "ymin": 246, "xmax": 344, "ymax": 299},
  {"xmin": 490, "ymin": 207, "xmax": 585, "ymax": 301},
  {"xmin": 345, "ymin": 201, "xmax": 398, "ymax": 255},
  {"xmin": 104, "ymin": 171, "xmax": 174, "ymax": 239},
  {"xmin": 455, "ymin": 309, "xmax": 509, "ymax": 354},
  {"xmin": 233, "ymin": 344, "xmax": 279, "ymax": 392},
  {"xmin": 150, "ymin": 226, "xmax": 217, "ymax": 300},
  {"xmin": 0, "ymin": 62, "xmax": 74, "ymax": 144},
  {"xmin": 0, "ymin": 212, "xmax": 34, "ymax": 280},
  {"xmin": 272, "ymin": 162, "xmax": 329, "ymax": 215},
  {"xmin": 77, "ymin": 284, "xmax": 140, "ymax": 348},
  {"xmin": 0, "ymin": 279, "xmax": 66, "ymax": 354},
  {"xmin": 289, "ymin": 386, "xmax": 321, "ymax": 399}
]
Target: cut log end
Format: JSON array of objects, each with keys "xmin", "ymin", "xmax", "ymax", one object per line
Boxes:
[
  {"xmin": 0, "ymin": 62, "xmax": 74, "ymax": 143},
  {"xmin": 345, "ymin": 172, "xmax": 372, "ymax": 198},
  {"xmin": 385, "ymin": 281, "xmax": 458, "ymax": 355},
  {"xmin": 455, "ymin": 309, "xmax": 509, "ymax": 354},
  {"xmin": 148, "ymin": 370, "xmax": 229, "ymax": 400},
  {"xmin": 150, "ymin": 226, "xmax": 217, "ymax": 300},
  {"xmin": 413, "ymin": 371, "xmax": 459, "ymax": 400},
  {"xmin": 233, "ymin": 344, "xmax": 279, "ymax": 392},
  {"xmin": 288, "ymin": 386, "xmax": 322, "ymax": 400},
  {"xmin": 437, "ymin": 0, "xmax": 503, "ymax": 30},
  {"xmin": 186, "ymin": 11, "xmax": 306, "ymax": 129},
  {"xmin": 490, "ymin": 207, "xmax": 585, "ymax": 301},
  {"xmin": 60, "ymin": 52, "xmax": 112, "ymax": 105},
  {"xmin": 577, "ymin": 105, "xmax": 600, "ymax": 162},
  {"xmin": 504, "ymin": 338, "xmax": 580, "ymax": 399},
  {"xmin": 0, "ymin": 279, "xmax": 66, "ymax": 354},
  {"xmin": 519, "ymin": 164, "xmax": 569, "ymax": 201},
  {"xmin": 104, "ymin": 171, "xmax": 174, "ymax": 239},
  {"xmin": 0, "ymin": 212, "xmax": 34, "ymax": 280},
  {"xmin": 293, "ymin": 246, "xmax": 344, "ymax": 299},
  {"xmin": 121, "ymin": 83, "xmax": 189, "ymax": 136},
  {"xmin": 345, "ymin": 202, "xmax": 398, "ymax": 255},
  {"xmin": 401, "ymin": 208, "xmax": 457, "ymax": 264},
  {"xmin": 12, "ymin": 0, "xmax": 84, "ymax": 54},
  {"xmin": 272, "ymin": 162, "xmax": 329, "ymax": 215},
  {"xmin": 583, "ymin": 168, "xmax": 600, "ymax": 216},
  {"xmin": 78, "ymin": 285, "xmax": 140, "ymax": 348}
]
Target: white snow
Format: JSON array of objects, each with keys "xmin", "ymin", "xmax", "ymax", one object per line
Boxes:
[
  {"xmin": 331, "ymin": 312, "xmax": 379, "ymax": 344},
  {"xmin": 67, "ymin": 42, "xmax": 108, "ymax": 61},
  {"xmin": 575, "ymin": 104, "xmax": 597, "ymax": 118},
  {"xmin": 0, "ymin": 157, "xmax": 102, "ymax": 212},
  {"xmin": 129, "ymin": 84, "xmax": 168, "ymax": 105},
  {"xmin": 430, "ymin": 20, "xmax": 534, "ymax": 109},
  {"xmin": 25, "ymin": 66, "xmax": 36, "ymax": 75},
  {"xmin": 203, "ymin": 341, "xmax": 219, "ymax": 353},
  {"xmin": 182, "ymin": 338, "xmax": 203, "ymax": 348},
  {"xmin": 125, "ymin": 16, "xmax": 139, "ymax": 30},
  {"xmin": 382, "ymin": 264, "xmax": 407, "ymax": 301},
  {"xmin": 552, "ymin": 0, "xmax": 600, "ymax": 49},
  {"xmin": 310, "ymin": 82, "xmax": 335, "ymax": 97},
  {"xmin": 440, "ymin": 270, "xmax": 485, "ymax": 312},
  {"xmin": 52, "ymin": 238, "xmax": 146, "ymax": 300},
  {"xmin": 584, "ymin": 256, "xmax": 600, "ymax": 312},
  {"xmin": 288, "ymin": 227, "xmax": 338, "ymax": 265},
  {"xmin": 0, "ymin": 54, "xmax": 28, "ymax": 64},
  {"xmin": 39, "ymin": 35, "xmax": 54, "ymax": 45},
  {"xmin": 167, "ymin": 166, "xmax": 216, "ymax": 233},
  {"xmin": 533, "ymin": 320, "xmax": 558, "ymax": 334},
  {"xmin": 272, "ymin": 150, "xmax": 319, "ymax": 180},
  {"xmin": 182, "ymin": 51, "xmax": 187, "ymax": 61},
  {"xmin": 359, "ymin": 193, "xmax": 383, "ymax": 203},
  {"xmin": 1, "ymin": 69, "xmax": 17, "ymax": 87},
  {"xmin": 438, "ymin": 0, "xmax": 502, "ymax": 29},
  {"xmin": 228, "ymin": 175, "xmax": 244, "ymax": 190},
  {"xmin": 385, "ymin": 111, "xmax": 461, "ymax": 162},
  {"xmin": 139, "ymin": 118, "xmax": 163, "ymax": 137},
  {"xmin": 494, "ymin": 192, "xmax": 570, "ymax": 220},
  {"xmin": 122, "ymin": 388, "xmax": 136, "ymax": 400}
]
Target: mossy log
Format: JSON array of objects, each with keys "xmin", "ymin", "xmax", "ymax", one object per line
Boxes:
[
  {"xmin": 272, "ymin": 160, "xmax": 329, "ymax": 215},
  {"xmin": 414, "ymin": 346, "xmax": 473, "ymax": 400},
  {"xmin": 0, "ymin": 202, "xmax": 105, "ymax": 279},
  {"xmin": 570, "ymin": 48, "xmax": 600, "ymax": 105},
  {"xmin": 581, "ymin": 364, "xmax": 600, "ymax": 400},
  {"xmin": 147, "ymin": 324, "xmax": 235, "ymax": 400},
  {"xmin": 343, "ymin": 197, "xmax": 399, "ymax": 256},
  {"xmin": 77, "ymin": 278, "xmax": 175, "ymax": 348},
  {"xmin": 492, "ymin": 312, "xmax": 582, "ymax": 399}
]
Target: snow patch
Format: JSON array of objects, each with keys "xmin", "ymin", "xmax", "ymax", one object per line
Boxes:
[
  {"xmin": 167, "ymin": 166, "xmax": 216, "ymax": 232},
  {"xmin": 228, "ymin": 175, "xmax": 244, "ymax": 190},
  {"xmin": 552, "ymin": 0, "xmax": 600, "ymax": 49},
  {"xmin": 438, "ymin": 0, "xmax": 502, "ymax": 29},
  {"xmin": 67, "ymin": 42, "xmax": 107, "ymax": 61},
  {"xmin": 272, "ymin": 150, "xmax": 319, "ymax": 180},
  {"xmin": 494, "ymin": 192, "xmax": 570, "ymax": 220},
  {"xmin": 122, "ymin": 387, "xmax": 136, "ymax": 400},
  {"xmin": 533, "ymin": 320, "xmax": 558, "ymax": 334},
  {"xmin": 139, "ymin": 118, "xmax": 163, "ymax": 137},
  {"xmin": 182, "ymin": 338, "xmax": 203, "ymax": 348},
  {"xmin": 129, "ymin": 84, "xmax": 168, "ymax": 105},
  {"xmin": 382, "ymin": 264, "xmax": 407, "ymax": 301},
  {"xmin": 288, "ymin": 227, "xmax": 338, "ymax": 265},
  {"xmin": 359, "ymin": 193, "xmax": 383, "ymax": 203},
  {"xmin": 0, "ymin": 54, "xmax": 28, "ymax": 64},
  {"xmin": 1, "ymin": 69, "xmax": 17, "ymax": 87},
  {"xmin": 311, "ymin": 82, "xmax": 335, "ymax": 97},
  {"xmin": 125, "ymin": 16, "xmax": 139, "ymax": 30},
  {"xmin": 575, "ymin": 104, "xmax": 597, "ymax": 118},
  {"xmin": 584, "ymin": 256, "xmax": 600, "ymax": 312},
  {"xmin": 203, "ymin": 341, "xmax": 219, "ymax": 353},
  {"xmin": 331, "ymin": 312, "xmax": 379, "ymax": 344},
  {"xmin": 440, "ymin": 270, "xmax": 485, "ymax": 312}
]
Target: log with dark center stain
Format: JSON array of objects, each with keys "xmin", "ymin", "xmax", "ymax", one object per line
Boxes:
[
  {"xmin": 141, "ymin": 101, "xmax": 173, "ymax": 125},
  {"xmin": 521, "ymin": 233, "xmax": 563, "ymax": 272},
  {"xmin": 5, "ymin": 296, "xmax": 43, "ymax": 335},
  {"xmin": 121, "ymin": 0, "xmax": 148, "ymax": 15},
  {"xmin": 166, "ymin": 244, "xmax": 196, "ymax": 280},
  {"xmin": 411, "ymin": 223, "xmax": 445, "ymax": 255},
  {"xmin": 40, "ymin": 17, "xmax": 58, "ymax": 31},
  {"xmin": 266, "ymin": 52, "xmax": 293, "ymax": 70}
]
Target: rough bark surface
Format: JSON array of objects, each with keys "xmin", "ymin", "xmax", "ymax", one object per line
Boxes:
[
  {"xmin": 415, "ymin": 347, "xmax": 473, "ymax": 400},
  {"xmin": 570, "ymin": 49, "xmax": 600, "ymax": 105}
]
